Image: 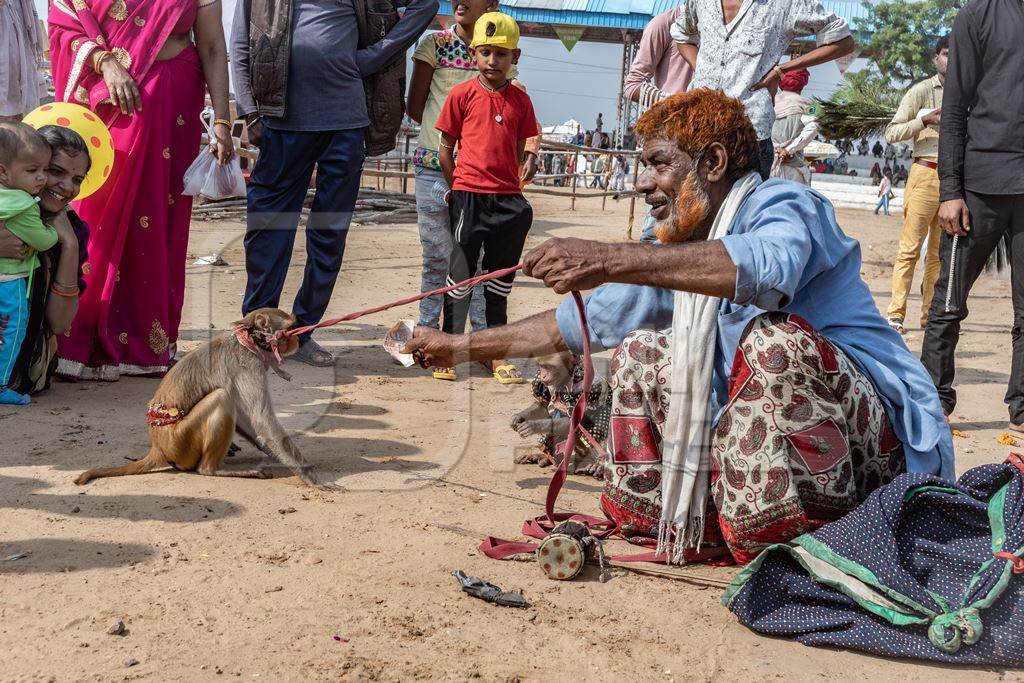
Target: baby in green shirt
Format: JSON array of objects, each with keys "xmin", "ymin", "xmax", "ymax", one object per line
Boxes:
[{"xmin": 0, "ymin": 122, "xmax": 58, "ymax": 405}]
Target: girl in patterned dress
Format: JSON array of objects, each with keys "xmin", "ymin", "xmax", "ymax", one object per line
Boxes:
[{"xmin": 511, "ymin": 352, "xmax": 611, "ymax": 477}]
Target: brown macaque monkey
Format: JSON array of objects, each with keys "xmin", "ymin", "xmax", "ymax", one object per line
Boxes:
[
  {"xmin": 511, "ymin": 352, "xmax": 575, "ymax": 451},
  {"xmin": 510, "ymin": 351, "xmax": 610, "ymax": 478},
  {"xmin": 74, "ymin": 308, "xmax": 339, "ymax": 491}
]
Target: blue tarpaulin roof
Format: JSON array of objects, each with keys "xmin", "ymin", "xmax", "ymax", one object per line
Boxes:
[{"xmin": 436, "ymin": 0, "xmax": 870, "ymax": 32}]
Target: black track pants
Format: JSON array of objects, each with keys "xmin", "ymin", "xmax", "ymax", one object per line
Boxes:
[{"xmin": 442, "ymin": 190, "xmax": 533, "ymax": 334}]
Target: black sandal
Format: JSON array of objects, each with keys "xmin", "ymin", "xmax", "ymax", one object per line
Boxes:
[
  {"xmin": 452, "ymin": 570, "xmax": 528, "ymax": 608},
  {"xmin": 291, "ymin": 339, "xmax": 335, "ymax": 367}
]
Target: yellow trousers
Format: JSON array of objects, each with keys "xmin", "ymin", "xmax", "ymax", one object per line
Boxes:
[{"xmin": 886, "ymin": 163, "xmax": 941, "ymax": 326}]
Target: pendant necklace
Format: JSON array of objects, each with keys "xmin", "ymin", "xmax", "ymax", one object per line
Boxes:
[{"xmin": 478, "ymin": 75, "xmax": 509, "ymax": 123}]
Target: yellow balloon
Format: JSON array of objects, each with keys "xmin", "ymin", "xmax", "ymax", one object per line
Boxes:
[{"xmin": 23, "ymin": 102, "xmax": 115, "ymax": 200}]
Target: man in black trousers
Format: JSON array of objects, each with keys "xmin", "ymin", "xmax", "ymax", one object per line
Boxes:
[
  {"xmin": 231, "ymin": 0, "xmax": 438, "ymax": 366},
  {"xmin": 921, "ymin": 0, "xmax": 1024, "ymax": 429}
]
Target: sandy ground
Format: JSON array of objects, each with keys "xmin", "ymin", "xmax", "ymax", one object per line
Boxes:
[{"xmin": 1, "ymin": 188, "xmax": 1021, "ymax": 682}]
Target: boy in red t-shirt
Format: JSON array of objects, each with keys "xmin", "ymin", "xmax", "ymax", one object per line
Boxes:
[{"xmin": 434, "ymin": 11, "xmax": 540, "ymax": 384}]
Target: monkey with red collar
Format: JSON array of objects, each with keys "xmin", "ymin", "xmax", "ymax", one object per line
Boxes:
[
  {"xmin": 74, "ymin": 308, "xmax": 338, "ymax": 490},
  {"xmin": 510, "ymin": 352, "xmax": 611, "ymax": 478}
]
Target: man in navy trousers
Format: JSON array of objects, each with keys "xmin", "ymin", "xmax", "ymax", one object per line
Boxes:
[{"xmin": 231, "ymin": 0, "xmax": 437, "ymax": 365}]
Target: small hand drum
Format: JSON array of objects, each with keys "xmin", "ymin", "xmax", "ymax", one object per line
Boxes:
[{"xmin": 537, "ymin": 521, "xmax": 594, "ymax": 580}]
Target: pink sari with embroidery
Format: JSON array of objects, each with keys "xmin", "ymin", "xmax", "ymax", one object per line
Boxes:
[{"xmin": 49, "ymin": 0, "xmax": 205, "ymax": 380}]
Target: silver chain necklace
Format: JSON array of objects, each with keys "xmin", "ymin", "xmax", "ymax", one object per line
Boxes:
[{"xmin": 477, "ymin": 75, "xmax": 509, "ymax": 123}]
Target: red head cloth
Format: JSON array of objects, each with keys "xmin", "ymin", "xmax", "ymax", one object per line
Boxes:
[{"xmin": 780, "ymin": 68, "xmax": 810, "ymax": 94}]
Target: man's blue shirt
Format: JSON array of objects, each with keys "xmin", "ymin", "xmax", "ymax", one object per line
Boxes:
[{"xmin": 556, "ymin": 180, "xmax": 954, "ymax": 478}]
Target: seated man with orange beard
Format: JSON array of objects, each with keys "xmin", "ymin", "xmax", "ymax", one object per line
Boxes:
[{"xmin": 405, "ymin": 89, "xmax": 954, "ymax": 565}]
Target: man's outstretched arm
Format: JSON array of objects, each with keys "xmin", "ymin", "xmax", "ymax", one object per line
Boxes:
[
  {"xmin": 404, "ymin": 279, "xmax": 677, "ymax": 367},
  {"xmin": 404, "ymin": 310, "xmax": 567, "ymax": 369},
  {"xmin": 524, "ymin": 237, "xmax": 737, "ymax": 298}
]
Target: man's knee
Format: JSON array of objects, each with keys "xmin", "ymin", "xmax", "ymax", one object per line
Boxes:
[
  {"xmin": 609, "ymin": 330, "xmax": 672, "ymax": 394},
  {"xmin": 417, "ymin": 213, "xmax": 451, "ymax": 246},
  {"xmin": 737, "ymin": 313, "xmax": 832, "ymax": 377},
  {"xmin": 619, "ymin": 329, "xmax": 656, "ymax": 347},
  {"xmin": 738, "ymin": 312, "xmax": 810, "ymax": 348},
  {"xmin": 926, "ymin": 294, "xmax": 967, "ymax": 326},
  {"xmin": 612, "ymin": 329, "xmax": 670, "ymax": 367}
]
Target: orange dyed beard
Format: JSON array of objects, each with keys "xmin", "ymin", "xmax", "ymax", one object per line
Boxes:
[{"xmin": 655, "ymin": 167, "xmax": 711, "ymax": 243}]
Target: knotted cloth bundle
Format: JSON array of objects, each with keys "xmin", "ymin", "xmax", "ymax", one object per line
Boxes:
[{"xmin": 723, "ymin": 454, "xmax": 1024, "ymax": 666}]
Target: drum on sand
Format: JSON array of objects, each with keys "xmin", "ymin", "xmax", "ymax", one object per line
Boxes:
[{"xmin": 537, "ymin": 520, "xmax": 599, "ymax": 580}]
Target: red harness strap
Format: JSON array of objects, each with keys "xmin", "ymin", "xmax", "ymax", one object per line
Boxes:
[
  {"xmin": 550, "ymin": 394, "xmax": 609, "ymax": 460},
  {"xmin": 995, "ymin": 551, "xmax": 1024, "ymax": 574},
  {"xmin": 570, "ymin": 425, "xmax": 606, "ymax": 458},
  {"xmin": 146, "ymin": 403, "xmax": 185, "ymax": 427},
  {"xmin": 234, "ymin": 325, "xmax": 292, "ymax": 381}
]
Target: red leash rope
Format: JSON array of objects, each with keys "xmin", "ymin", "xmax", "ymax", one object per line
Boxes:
[
  {"xmin": 544, "ymin": 291, "xmax": 593, "ymax": 522},
  {"xmin": 284, "ymin": 264, "xmax": 524, "ymax": 338}
]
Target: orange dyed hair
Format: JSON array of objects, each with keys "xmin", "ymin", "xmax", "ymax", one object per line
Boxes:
[{"xmin": 636, "ymin": 88, "xmax": 760, "ymax": 182}]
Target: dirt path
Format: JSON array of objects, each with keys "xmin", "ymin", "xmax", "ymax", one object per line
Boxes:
[{"xmin": 0, "ymin": 191, "xmax": 1017, "ymax": 681}]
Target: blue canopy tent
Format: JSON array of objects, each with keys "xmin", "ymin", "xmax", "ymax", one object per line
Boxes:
[{"xmin": 437, "ymin": 0, "xmax": 870, "ymax": 41}]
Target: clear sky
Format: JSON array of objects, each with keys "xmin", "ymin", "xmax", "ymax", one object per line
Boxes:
[{"xmin": 34, "ymin": 0, "xmax": 858, "ymax": 129}]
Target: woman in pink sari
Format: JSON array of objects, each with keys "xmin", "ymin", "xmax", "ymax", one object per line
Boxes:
[{"xmin": 48, "ymin": 0, "xmax": 233, "ymax": 380}]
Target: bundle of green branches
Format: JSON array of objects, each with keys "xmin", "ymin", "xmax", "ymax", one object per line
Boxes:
[{"xmin": 815, "ymin": 77, "xmax": 903, "ymax": 140}]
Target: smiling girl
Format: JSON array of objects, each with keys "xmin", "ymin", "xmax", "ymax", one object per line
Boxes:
[{"xmin": 0, "ymin": 125, "xmax": 91, "ymax": 396}]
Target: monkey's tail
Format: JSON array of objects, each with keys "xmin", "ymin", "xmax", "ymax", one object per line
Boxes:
[{"xmin": 74, "ymin": 449, "xmax": 168, "ymax": 485}]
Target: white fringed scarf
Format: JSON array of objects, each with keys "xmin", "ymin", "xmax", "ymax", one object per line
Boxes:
[{"xmin": 657, "ymin": 171, "xmax": 762, "ymax": 564}]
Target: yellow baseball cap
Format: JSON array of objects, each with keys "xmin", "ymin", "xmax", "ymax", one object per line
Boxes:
[{"xmin": 470, "ymin": 11, "xmax": 520, "ymax": 50}]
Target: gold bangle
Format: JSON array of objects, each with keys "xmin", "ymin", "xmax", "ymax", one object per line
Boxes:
[
  {"xmin": 774, "ymin": 65, "xmax": 787, "ymax": 81},
  {"xmin": 50, "ymin": 284, "xmax": 80, "ymax": 298},
  {"xmin": 213, "ymin": 118, "xmax": 232, "ymax": 128},
  {"xmin": 92, "ymin": 50, "xmax": 113, "ymax": 74}
]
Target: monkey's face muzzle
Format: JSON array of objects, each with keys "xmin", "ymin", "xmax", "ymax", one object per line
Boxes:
[
  {"xmin": 233, "ymin": 309, "xmax": 300, "ymax": 381},
  {"xmin": 257, "ymin": 310, "xmax": 301, "ymax": 360},
  {"xmin": 276, "ymin": 334, "xmax": 301, "ymax": 358}
]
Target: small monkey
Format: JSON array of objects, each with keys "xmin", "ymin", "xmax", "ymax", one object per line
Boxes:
[
  {"xmin": 510, "ymin": 352, "xmax": 611, "ymax": 478},
  {"xmin": 74, "ymin": 308, "xmax": 337, "ymax": 490}
]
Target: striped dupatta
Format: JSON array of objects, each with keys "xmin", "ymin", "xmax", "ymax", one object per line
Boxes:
[{"xmin": 48, "ymin": 0, "xmax": 191, "ymax": 124}]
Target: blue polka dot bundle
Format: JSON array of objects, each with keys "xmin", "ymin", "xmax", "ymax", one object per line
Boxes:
[{"xmin": 723, "ymin": 454, "xmax": 1024, "ymax": 666}]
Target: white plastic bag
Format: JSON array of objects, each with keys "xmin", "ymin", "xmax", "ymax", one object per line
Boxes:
[
  {"xmin": 181, "ymin": 145, "xmax": 214, "ymax": 197},
  {"xmin": 182, "ymin": 108, "xmax": 246, "ymax": 200}
]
